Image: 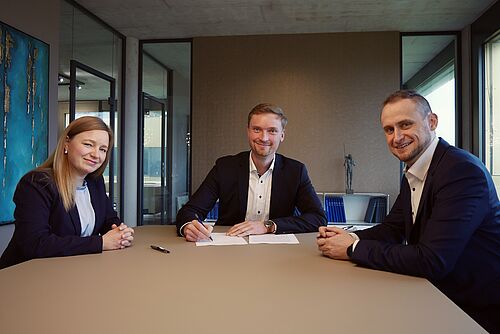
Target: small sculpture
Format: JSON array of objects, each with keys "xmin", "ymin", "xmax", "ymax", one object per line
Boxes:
[{"xmin": 344, "ymin": 153, "xmax": 355, "ymax": 194}]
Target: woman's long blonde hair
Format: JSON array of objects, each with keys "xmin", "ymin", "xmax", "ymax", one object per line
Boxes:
[{"xmin": 38, "ymin": 116, "xmax": 114, "ymax": 211}]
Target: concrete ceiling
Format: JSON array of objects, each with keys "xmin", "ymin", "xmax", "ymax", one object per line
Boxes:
[
  {"xmin": 75, "ymin": 0, "xmax": 496, "ymax": 39},
  {"xmin": 61, "ymin": 0, "xmax": 497, "ymax": 101}
]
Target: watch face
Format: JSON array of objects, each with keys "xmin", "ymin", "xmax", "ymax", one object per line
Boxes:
[{"xmin": 265, "ymin": 221, "xmax": 273, "ymax": 228}]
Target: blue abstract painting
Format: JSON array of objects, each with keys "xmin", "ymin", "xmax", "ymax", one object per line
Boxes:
[{"xmin": 0, "ymin": 21, "xmax": 49, "ymax": 224}]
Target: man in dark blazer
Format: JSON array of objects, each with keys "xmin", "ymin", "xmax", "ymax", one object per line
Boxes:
[
  {"xmin": 317, "ymin": 90, "xmax": 500, "ymax": 333},
  {"xmin": 177, "ymin": 103, "xmax": 326, "ymax": 241}
]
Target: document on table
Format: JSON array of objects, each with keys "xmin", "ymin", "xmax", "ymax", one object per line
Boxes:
[
  {"xmin": 196, "ymin": 233, "xmax": 248, "ymax": 246},
  {"xmin": 249, "ymin": 234, "xmax": 299, "ymax": 244}
]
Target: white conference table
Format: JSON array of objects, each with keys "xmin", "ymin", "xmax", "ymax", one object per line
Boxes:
[{"xmin": 0, "ymin": 226, "xmax": 486, "ymax": 333}]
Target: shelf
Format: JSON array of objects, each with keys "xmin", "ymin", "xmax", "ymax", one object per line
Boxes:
[{"xmin": 318, "ymin": 192, "xmax": 389, "ymax": 224}]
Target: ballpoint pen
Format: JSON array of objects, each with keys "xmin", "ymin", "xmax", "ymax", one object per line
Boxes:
[
  {"xmin": 150, "ymin": 244, "xmax": 170, "ymax": 253},
  {"xmin": 195, "ymin": 213, "xmax": 214, "ymax": 241}
]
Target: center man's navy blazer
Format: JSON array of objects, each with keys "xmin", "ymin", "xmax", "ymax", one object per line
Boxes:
[{"xmin": 176, "ymin": 151, "xmax": 327, "ymax": 234}]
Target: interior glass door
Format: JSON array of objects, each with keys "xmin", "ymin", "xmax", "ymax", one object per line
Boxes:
[
  {"xmin": 67, "ymin": 60, "xmax": 117, "ymax": 208},
  {"xmin": 139, "ymin": 41, "xmax": 191, "ymax": 225},
  {"xmin": 141, "ymin": 93, "xmax": 170, "ymax": 225}
]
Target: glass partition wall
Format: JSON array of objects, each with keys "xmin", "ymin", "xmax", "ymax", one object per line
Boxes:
[
  {"xmin": 484, "ymin": 31, "xmax": 500, "ymax": 191},
  {"xmin": 401, "ymin": 33, "xmax": 460, "ymax": 146},
  {"xmin": 141, "ymin": 93, "xmax": 169, "ymax": 225},
  {"xmin": 139, "ymin": 41, "xmax": 191, "ymax": 225},
  {"xmin": 59, "ymin": 0, "xmax": 124, "ymax": 213}
]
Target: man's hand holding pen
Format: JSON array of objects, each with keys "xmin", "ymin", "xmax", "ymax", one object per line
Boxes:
[{"xmin": 182, "ymin": 215, "xmax": 214, "ymax": 242}]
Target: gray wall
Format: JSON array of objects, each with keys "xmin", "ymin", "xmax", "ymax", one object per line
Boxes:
[
  {"xmin": 0, "ymin": 0, "xmax": 60, "ymax": 254},
  {"xmin": 192, "ymin": 32, "xmax": 401, "ymax": 204}
]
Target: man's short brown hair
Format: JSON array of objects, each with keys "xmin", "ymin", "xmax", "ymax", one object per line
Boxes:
[{"xmin": 248, "ymin": 103, "xmax": 288, "ymax": 129}]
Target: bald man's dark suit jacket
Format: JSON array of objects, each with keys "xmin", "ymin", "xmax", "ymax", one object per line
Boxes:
[
  {"xmin": 352, "ymin": 139, "xmax": 500, "ymax": 333},
  {"xmin": 0, "ymin": 170, "xmax": 120, "ymax": 269},
  {"xmin": 176, "ymin": 151, "xmax": 326, "ymax": 235}
]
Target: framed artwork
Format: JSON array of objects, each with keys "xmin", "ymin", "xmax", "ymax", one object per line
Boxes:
[{"xmin": 0, "ymin": 21, "xmax": 49, "ymax": 225}]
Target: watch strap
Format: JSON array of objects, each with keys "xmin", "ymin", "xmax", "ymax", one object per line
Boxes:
[{"xmin": 346, "ymin": 244, "xmax": 354, "ymax": 258}]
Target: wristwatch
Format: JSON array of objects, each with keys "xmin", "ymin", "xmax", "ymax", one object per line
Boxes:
[
  {"xmin": 264, "ymin": 220, "xmax": 275, "ymax": 233},
  {"xmin": 346, "ymin": 244, "xmax": 354, "ymax": 258}
]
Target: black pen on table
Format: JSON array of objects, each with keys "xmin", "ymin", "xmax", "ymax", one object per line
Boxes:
[
  {"xmin": 195, "ymin": 213, "xmax": 213, "ymax": 241},
  {"xmin": 150, "ymin": 244, "xmax": 170, "ymax": 253}
]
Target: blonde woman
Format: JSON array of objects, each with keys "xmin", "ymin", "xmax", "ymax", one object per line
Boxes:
[{"xmin": 0, "ymin": 116, "xmax": 133, "ymax": 268}]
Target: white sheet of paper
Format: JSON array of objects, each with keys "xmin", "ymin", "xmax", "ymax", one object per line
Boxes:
[
  {"xmin": 248, "ymin": 234, "xmax": 299, "ymax": 244},
  {"xmin": 195, "ymin": 233, "xmax": 248, "ymax": 246}
]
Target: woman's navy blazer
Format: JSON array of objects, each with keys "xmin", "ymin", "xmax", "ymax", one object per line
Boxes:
[{"xmin": 0, "ymin": 170, "xmax": 120, "ymax": 268}]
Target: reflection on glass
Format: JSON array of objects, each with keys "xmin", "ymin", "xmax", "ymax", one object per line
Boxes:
[
  {"xmin": 484, "ymin": 32, "xmax": 500, "ymax": 191},
  {"xmin": 141, "ymin": 42, "xmax": 191, "ymax": 225},
  {"xmin": 142, "ymin": 102, "xmax": 166, "ymax": 225},
  {"xmin": 402, "ymin": 35, "xmax": 457, "ymax": 145}
]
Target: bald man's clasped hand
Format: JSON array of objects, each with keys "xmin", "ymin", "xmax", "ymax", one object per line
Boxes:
[{"xmin": 317, "ymin": 226, "xmax": 355, "ymax": 260}]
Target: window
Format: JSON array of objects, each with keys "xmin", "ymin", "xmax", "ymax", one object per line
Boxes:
[
  {"xmin": 402, "ymin": 34, "xmax": 458, "ymax": 146},
  {"xmin": 484, "ymin": 32, "xmax": 500, "ymax": 190},
  {"xmin": 418, "ymin": 63, "xmax": 456, "ymax": 145}
]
